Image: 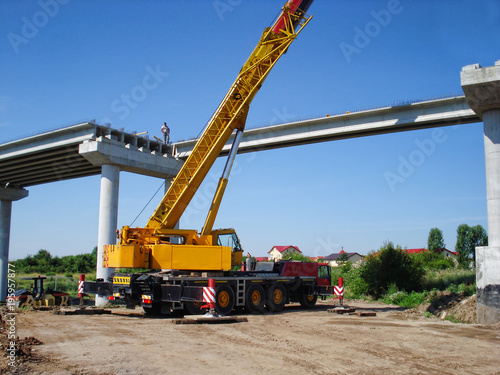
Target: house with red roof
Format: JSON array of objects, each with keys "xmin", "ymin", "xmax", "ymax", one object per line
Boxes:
[
  {"xmin": 404, "ymin": 248, "xmax": 457, "ymax": 259},
  {"xmin": 268, "ymin": 246, "xmax": 302, "ymax": 261}
]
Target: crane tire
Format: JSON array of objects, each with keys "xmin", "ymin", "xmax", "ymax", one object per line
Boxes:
[
  {"xmin": 298, "ymin": 289, "xmax": 317, "ymax": 309},
  {"xmin": 265, "ymin": 283, "xmax": 287, "ymax": 312},
  {"xmin": 245, "ymin": 284, "xmax": 266, "ymax": 313},
  {"xmin": 215, "ymin": 284, "xmax": 235, "ymax": 316}
]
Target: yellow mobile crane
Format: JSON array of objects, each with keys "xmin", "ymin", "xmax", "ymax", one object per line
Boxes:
[
  {"xmin": 105, "ymin": 0, "xmax": 314, "ymax": 272},
  {"xmin": 85, "ymin": 1, "xmax": 338, "ymax": 316}
]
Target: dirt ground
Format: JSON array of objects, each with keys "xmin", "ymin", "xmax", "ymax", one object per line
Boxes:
[{"xmin": 3, "ymin": 300, "xmax": 500, "ymax": 375}]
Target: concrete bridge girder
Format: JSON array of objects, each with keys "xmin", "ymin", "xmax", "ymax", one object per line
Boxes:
[{"xmin": 173, "ymin": 96, "xmax": 479, "ymax": 159}]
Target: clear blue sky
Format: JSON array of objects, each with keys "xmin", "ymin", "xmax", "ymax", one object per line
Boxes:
[{"xmin": 1, "ymin": 0, "xmax": 499, "ymax": 260}]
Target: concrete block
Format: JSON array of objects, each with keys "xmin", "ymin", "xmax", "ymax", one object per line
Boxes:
[
  {"xmin": 462, "ymin": 63, "xmax": 481, "ymax": 71},
  {"xmin": 461, "ymin": 60, "xmax": 500, "ymax": 117},
  {"xmin": 0, "ymin": 188, "xmax": 29, "ymax": 201},
  {"xmin": 476, "ymin": 246, "xmax": 500, "ymax": 324},
  {"xmin": 79, "ymin": 138, "xmax": 181, "ymax": 178}
]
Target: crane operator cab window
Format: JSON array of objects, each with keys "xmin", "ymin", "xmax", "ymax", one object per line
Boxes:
[
  {"xmin": 217, "ymin": 232, "xmax": 242, "ymax": 253},
  {"xmin": 318, "ymin": 264, "xmax": 331, "ymax": 285}
]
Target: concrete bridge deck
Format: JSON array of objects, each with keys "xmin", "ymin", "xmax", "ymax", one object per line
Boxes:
[
  {"xmin": 173, "ymin": 96, "xmax": 480, "ymax": 158},
  {"xmin": 0, "ymin": 123, "xmax": 178, "ymax": 188}
]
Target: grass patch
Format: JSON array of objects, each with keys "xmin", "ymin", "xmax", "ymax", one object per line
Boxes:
[
  {"xmin": 381, "ymin": 289, "xmax": 427, "ymax": 309},
  {"xmin": 15, "ymin": 272, "xmax": 96, "ymax": 297},
  {"xmin": 444, "ymin": 313, "xmax": 463, "ymax": 324},
  {"xmin": 422, "ymin": 269, "xmax": 475, "ymax": 291}
]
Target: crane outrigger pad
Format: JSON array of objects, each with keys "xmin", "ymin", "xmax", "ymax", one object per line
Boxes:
[
  {"xmin": 170, "ymin": 316, "xmax": 248, "ymax": 325},
  {"xmin": 328, "ymin": 306, "xmax": 356, "ymax": 314}
]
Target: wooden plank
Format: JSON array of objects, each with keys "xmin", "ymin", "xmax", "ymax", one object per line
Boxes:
[
  {"xmin": 327, "ymin": 307, "xmax": 356, "ymax": 314},
  {"xmin": 54, "ymin": 308, "xmax": 112, "ymax": 315},
  {"xmin": 171, "ymin": 316, "xmax": 248, "ymax": 325},
  {"xmin": 349, "ymin": 312, "xmax": 377, "ymax": 317}
]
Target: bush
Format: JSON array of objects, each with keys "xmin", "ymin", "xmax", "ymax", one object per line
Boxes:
[
  {"xmin": 447, "ymin": 282, "xmax": 476, "ymax": 296},
  {"xmin": 361, "ymin": 241, "xmax": 424, "ymax": 298},
  {"xmin": 411, "ymin": 251, "xmax": 456, "ymax": 270},
  {"xmin": 330, "ymin": 262, "xmax": 369, "ymax": 299}
]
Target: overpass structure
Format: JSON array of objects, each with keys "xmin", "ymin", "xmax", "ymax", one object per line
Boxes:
[
  {"xmin": 173, "ymin": 96, "xmax": 480, "ymax": 158},
  {"xmin": 0, "ymin": 61, "xmax": 498, "ymax": 322},
  {"xmin": 0, "ymin": 124, "xmax": 181, "ymax": 303}
]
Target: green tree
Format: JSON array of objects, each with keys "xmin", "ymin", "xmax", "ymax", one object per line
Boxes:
[
  {"xmin": 286, "ymin": 253, "xmax": 312, "ymax": 262},
  {"xmin": 361, "ymin": 241, "xmax": 424, "ymax": 298},
  {"xmin": 468, "ymin": 225, "xmax": 488, "ymax": 266},
  {"xmin": 337, "ymin": 252, "xmax": 350, "ymax": 263},
  {"xmin": 455, "ymin": 224, "xmax": 470, "ymax": 268},
  {"xmin": 455, "ymin": 224, "xmax": 488, "ymax": 268},
  {"xmin": 427, "ymin": 227, "xmax": 445, "ymax": 253},
  {"xmin": 12, "ymin": 247, "xmax": 99, "ymax": 274},
  {"xmin": 32, "ymin": 249, "xmax": 52, "ymax": 273}
]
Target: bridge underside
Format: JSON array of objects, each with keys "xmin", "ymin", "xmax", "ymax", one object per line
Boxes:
[{"xmin": 0, "ymin": 123, "xmax": 175, "ymax": 188}]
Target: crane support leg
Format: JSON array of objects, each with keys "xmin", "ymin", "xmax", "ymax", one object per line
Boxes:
[{"xmin": 202, "ymin": 129, "xmax": 244, "ymax": 236}]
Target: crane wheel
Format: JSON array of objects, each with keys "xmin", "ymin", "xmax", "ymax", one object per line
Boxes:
[
  {"xmin": 215, "ymin": 284, "xmax": 235, "ymax": 316},
  {"xmin": 265, "ymin": 283, "xmax": 287, "ymax": 312},
  {"xmin": 298, "ymin": 289, "xmax": 317, "ymax": 309},
  {"xmin": 245, "ymin": 284, "xmax": 265, "ymax": 313}
]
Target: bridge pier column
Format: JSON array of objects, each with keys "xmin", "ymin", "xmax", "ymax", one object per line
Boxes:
[
  {"xmin": 96, "ymin": 164, "xmax": 120, "ymax": 306},
  {"xmin": 0, "ymin": 188, "xmax": 28, "ymax": 301},
  {"xmin": 462, "ymin": 59, "xmax": 500, "ymax": 324}
]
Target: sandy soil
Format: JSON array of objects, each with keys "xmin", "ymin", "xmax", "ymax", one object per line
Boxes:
[{"xmin": 4, "ymin": 300, "xmax": 500, "ymax": 375}]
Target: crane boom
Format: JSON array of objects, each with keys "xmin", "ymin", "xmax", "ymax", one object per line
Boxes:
[
  {"xmin": 146, "ymin": 0, "xmax": 313, "ymax": 230},
  {"xmin": 106, "ymin": 0, "xmax": 314, "ymax": 272}
]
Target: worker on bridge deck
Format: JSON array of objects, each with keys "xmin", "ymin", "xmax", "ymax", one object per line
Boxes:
[{"xmin": 161, "ymin": 122, "xmax": 170, "ymax": 144}]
